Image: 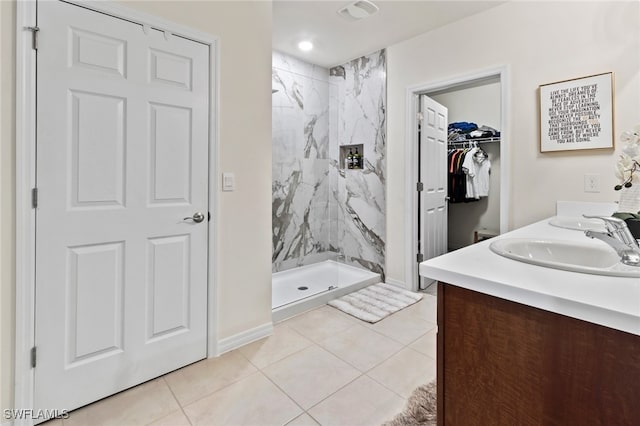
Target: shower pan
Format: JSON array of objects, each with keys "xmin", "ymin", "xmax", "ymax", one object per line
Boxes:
[{"xmin": 272, "ymin": 260, "xmax": 380, "ymax": 322}]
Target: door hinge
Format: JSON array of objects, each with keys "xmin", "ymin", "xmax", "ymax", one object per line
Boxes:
[
  {"xmin": 30, "ymin": 346, "xmax": 37, "ymax": 368},
  {"xmin": 416, "ymin": 182, "xmax": 424, "ymax": 192},
  {"xmin": 417, "ymin": 112, "xmax": 424, "ymax": 121},
  {"xmin": 416, "ymin": 253, "xmax": 424, "ymax": 263},
  {"xmin": 31, "ymin": 188, "xmax": 38, "ymax": 208},
  {"xmin": 26, "ymin": 26, "xmax": 40, "ymax": 50}
]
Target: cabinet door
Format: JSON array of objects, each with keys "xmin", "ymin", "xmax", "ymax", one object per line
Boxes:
[{"xmin": 438, "ymin": 283, "xmax": 640, "ymax": 425}]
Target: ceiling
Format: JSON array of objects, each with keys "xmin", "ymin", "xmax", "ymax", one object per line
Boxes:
[{"xmin": 272, "ymin": 0, "xmax": 505, "ymax": 68}]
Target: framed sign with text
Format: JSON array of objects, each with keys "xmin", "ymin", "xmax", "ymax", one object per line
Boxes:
[{"xmin": 539, "ymin": 72, "xmax": 614, "ymax": 152}]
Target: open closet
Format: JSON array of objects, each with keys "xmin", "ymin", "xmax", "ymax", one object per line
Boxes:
[
  {"xmin": 411, "ymin": 69, "xmax": 508, "ymax": 291},
  {"xmin": 427, "ymin": 76, "xmax": 502, "ymax": 251}
]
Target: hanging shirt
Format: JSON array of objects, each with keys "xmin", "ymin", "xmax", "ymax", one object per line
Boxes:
[
  {"xmin": 461, "ymin": 147, "xmax": 479, "ymax": 199},
  {"xmin": 474, "ymin": 153, "xmax": 491, "ymax": 197}
]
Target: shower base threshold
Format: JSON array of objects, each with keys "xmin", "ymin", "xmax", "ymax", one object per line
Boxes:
[{"xmin": 272, "ymin": 260, "xmax": 380, "ymax": 323}]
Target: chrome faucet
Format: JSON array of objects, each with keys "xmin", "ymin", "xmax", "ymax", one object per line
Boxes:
[{"xmin": 583, "ymin": 215, "xmax": 640, "ymax": 266}]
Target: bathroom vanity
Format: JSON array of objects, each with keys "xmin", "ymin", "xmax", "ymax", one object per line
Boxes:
[{"xmin": 420, "ymin": 218, "xmax": 640, "ymax": 425}]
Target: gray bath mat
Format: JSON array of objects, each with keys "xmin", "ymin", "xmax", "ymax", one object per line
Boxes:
[
  {"xmin": 384, "ymin": 381, "xmax": 437, "ymax": 425},
  {"xmin": 328, "ymin": 282, "xmax": 423, "ymax": 323}
]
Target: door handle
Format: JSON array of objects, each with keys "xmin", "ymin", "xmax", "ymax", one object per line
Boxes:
[{"xmin": 183, "ymin": 212, "xmax": 205, "ymax": 223}]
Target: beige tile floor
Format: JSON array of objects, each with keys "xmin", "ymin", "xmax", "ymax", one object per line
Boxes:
[{"xmin": 49, "ymin": 294, "xmax": 437, "ymax": 426}]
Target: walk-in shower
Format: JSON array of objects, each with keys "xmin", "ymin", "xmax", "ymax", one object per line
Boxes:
[{"xmin": 271, "ymin": 50, "xmax": 387, "ymax": 320}]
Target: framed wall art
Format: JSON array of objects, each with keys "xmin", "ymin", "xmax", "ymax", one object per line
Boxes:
[{"xmin": 539, "ymin": 72, "xmax": 614, "ymax": 152}]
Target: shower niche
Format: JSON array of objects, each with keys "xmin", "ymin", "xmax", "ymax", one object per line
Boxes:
[{"xmin": 339, "ymin": 144, "xmax": 364, "ymax": 170}]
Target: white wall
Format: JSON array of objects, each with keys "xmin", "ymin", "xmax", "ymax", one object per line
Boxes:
[
  {"xmin": 431, "ymin": 81, "xmax": 501, "ymax": 249},
  {"xmin": 386, "ymin": 0, "xmax": 640, "ymax": 284},
  {"xmin": 1, "ymin": 0, "xmax": 273, "ymax": 411}
]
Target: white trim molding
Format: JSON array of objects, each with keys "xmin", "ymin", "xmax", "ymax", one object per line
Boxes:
[
  {"xmin": 216, "ymin": 323, "xmax": 274, "ymax": 356},
  {"xmin": 404, "ymin": 65, "xmax": 511, "ymax": 291},
  {"xmin": 15, "ymin": 0, "xmax": 220, "ymax": 418}
]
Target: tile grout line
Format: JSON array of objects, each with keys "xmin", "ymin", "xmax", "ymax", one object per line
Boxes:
[
  {"xmin": 261, "ymin": 301, "xmax": 436, "ymax": 423},
  {"xmin": 316, "ymin": 330, "xmax": 406, "ymax": 375},
  {"xmin": 364, "ymin": 319, "xmax": 434, "ymax": 348},
  {"xmin": 363, "ymin": 346, "xmax": 437, "ymax": 401},
  {"xmin": 163, "ymin": 351, "xmax": 262, "ymax": 411},
  {"xmin": 291, "ymin": 302, "xmax": 434, "ymax": 374},
  {"xmin": 161, "ymin": 376, "xmax": 194, "ymax": 426},
  {"xmin": 363, "ymin": 371, "xmax": 410, "ymax": 401},
  {"xmin": 238, "ymin": 318, "xmax": 362, "ymax": 424},
  {"xmin": 285, "ymin": 318, "xmax": 362, "ymax": 346},
  {"xmin": 236, "ymin": 312, "xmax": 363, "ymax": 424},
  {"xmin": 241, "ymin": 341, "xmax": 314, "ymax": 371},
  {"xmin": 172, "ymin": 368, "xmax": 263, "ymax": 412},
  {"xmin": 300, "ymin": 369, "xmax": 366, "ymax": 424},
  {"xmin": 258, "ymin": 361, "xmax": 316, "ymax": 425},
  {"xmin": 290, "ymin": 310, "xmax": 413, "ymax": 418}
]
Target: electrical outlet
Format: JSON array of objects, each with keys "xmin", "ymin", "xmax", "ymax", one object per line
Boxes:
[{"xmin": 584, "ymin": 173, "xmax": 601, "ymax": 193}]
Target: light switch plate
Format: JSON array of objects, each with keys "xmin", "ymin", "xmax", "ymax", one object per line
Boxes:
[{"xmin": 222, "ymin": 172, "xmax": 235, "ymax": 191}]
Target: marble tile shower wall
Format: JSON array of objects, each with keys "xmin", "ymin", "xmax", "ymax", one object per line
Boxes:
[
  {"xmin": 272, "ymin": 50, "xmax": 386, "ymax": 277},
  {"xmin": 272, "ymin": 52, "xmax": 334, "ymax": 272},
  {"xmin": 330, "ymin": 50, "xmax": 386, "ymax": 278}
]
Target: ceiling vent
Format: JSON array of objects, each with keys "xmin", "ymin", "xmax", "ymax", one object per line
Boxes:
[{"xmin": 337, "ymin": 0, "xmax": 379, "ymax": 21}]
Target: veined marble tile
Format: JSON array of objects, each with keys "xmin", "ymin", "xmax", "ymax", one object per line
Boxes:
[
  {"xmin": 303, "ymin": 76, "xmax": 330, "ymax": 160},
  {"xmin": 330, "ymin": 49, "xmax": 386, "ymax": 278},
  {"xmin": 273, "ymin": 52, "xmax": 335, "ymax": 272},
  {"xmin": 273, "ymin": 50, "xmax": 329, "ymax": 82},
  {"xmin": 272, "ymin": 50, "xmax": 385, "ymax": 277}
]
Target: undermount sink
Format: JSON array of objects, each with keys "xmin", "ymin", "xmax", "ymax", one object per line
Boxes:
[
  {"xmin": 548, "ymin": 216, "xmax": 607, "ymax": 232},
  {"xmin": 489, "ymin": 238, "xmax": 640, "ymax": 277}
]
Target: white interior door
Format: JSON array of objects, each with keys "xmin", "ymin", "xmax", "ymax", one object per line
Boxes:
[
  {"xmin": 35, "ymin": 0, "xmax": 210, "ymax": 412},
  {"xmin": 419, "ymin": 95, "xmax": 448, "ymax": 288}
]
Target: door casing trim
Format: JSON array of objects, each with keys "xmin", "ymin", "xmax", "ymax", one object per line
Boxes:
[
  {"xmin": 15, "ymin": 0, "xmax": 220, "ymax": 417},
  {"xmin": 404, "ymin": 66, "xmax": 511, "ymax": 291}
]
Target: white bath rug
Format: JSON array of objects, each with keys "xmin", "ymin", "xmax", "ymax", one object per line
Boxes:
[{"xmin": 328, "ymin": 283, "xmax": 423, "ymax": 323}]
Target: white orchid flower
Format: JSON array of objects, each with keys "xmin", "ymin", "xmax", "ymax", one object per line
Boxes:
[
  {"xmin": 616, "ymin": 125, "xmax": 640, "ymax": 187},
  {"xmin": 622, "ymin": 143, "xmax": 640, "ymax": 158},
  {"xmin": 621, "ymin": 131, "xmax": 635, "ymax": 143}
]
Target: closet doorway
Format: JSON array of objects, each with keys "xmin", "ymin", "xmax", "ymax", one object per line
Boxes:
[{"xmin": 405, "ymin": 67, "xmax": 510, "ymax": 291}]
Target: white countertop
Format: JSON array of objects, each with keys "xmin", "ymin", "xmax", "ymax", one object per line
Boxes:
[{"xmin": 419, "ymin": 217, "xmax": 640, "ymax": 336}]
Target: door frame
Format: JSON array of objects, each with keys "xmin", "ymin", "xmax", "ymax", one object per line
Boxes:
[
  {"xmin": 15, "ymin": 0, "xmax": 220, "ymax": 415},
  {"xmin": 404, "ymin": 66, "xmax": 511, "ymax": 291}
]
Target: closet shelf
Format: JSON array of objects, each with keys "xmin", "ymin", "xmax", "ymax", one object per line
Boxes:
[{"xmin": 448, "ymin": 137, "xmax": 500, "ymax": 147}]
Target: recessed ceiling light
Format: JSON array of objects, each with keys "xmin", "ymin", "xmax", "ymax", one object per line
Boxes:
[{"xmin": 298, "ymin": 40, "xmax": 313, "ymax": 51}]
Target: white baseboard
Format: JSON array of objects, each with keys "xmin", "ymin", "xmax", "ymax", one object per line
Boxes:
[
  {"xmin": 384, "ymin": 278, "xmax": 410, "ymax": 291},
  {"xmin": 214, "ymin": 322, "xmax": 273, "ymax": 356}
]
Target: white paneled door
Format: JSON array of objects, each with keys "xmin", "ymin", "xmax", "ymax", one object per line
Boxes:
[
  {"xmin": 419, "ymin": 96, "xmax": 448, "ymax": 289},
  {"xmin": 35, "ymin": 1, "xmax": 210, "ymax": 412}
]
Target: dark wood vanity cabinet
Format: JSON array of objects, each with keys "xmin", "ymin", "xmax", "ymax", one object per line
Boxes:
[{"xmin": 437, "ymin": 282, "xmax": 640, "ymax": 425}]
